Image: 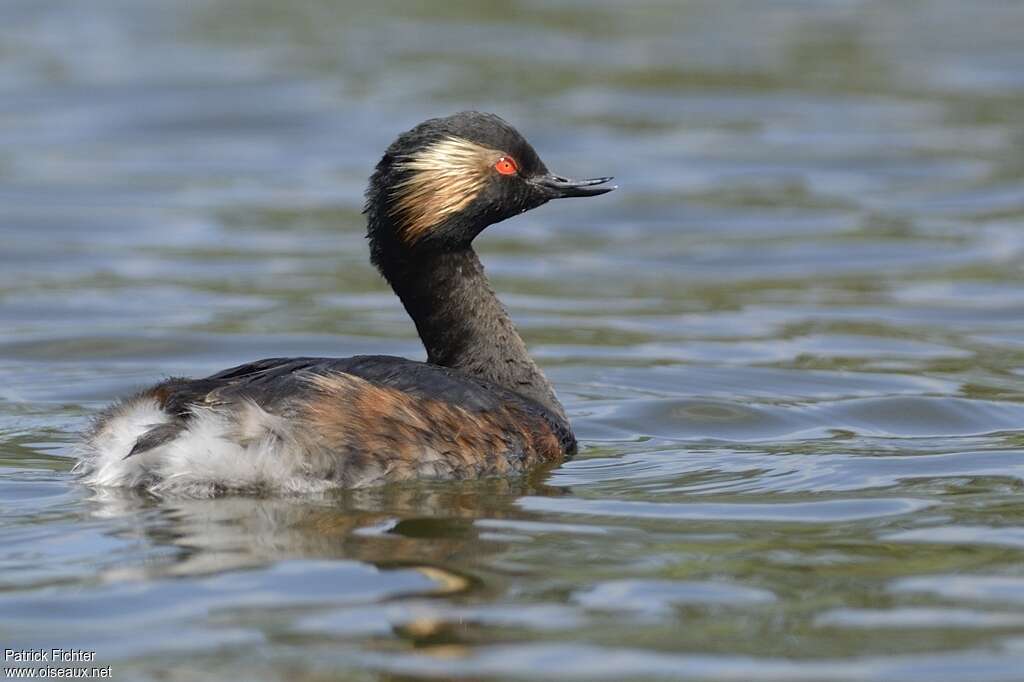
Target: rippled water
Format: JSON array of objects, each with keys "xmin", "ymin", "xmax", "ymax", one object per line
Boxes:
[{"xmin": 3, "ymin": 1, "xmax": 1024, "ymax": 679}]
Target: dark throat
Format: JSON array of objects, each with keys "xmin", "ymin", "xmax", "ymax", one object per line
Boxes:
[{"xmin": 381, "ymin": 247, "xmax": 568, "ymax": 425}]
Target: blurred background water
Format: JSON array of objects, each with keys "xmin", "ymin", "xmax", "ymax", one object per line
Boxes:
[{"xmin": 2, "ymin": 0, "xmax": 1024, "ymax": 680}]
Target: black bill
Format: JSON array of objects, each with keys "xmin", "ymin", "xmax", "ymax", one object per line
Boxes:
[{"xmin": 532, "ymin": 174, "xmax": 616, "ymax": 198}]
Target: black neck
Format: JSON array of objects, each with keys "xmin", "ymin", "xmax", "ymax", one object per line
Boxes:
[{"xmin": 380, "ymin": 247, "xmax": 568, "ymax": 424}]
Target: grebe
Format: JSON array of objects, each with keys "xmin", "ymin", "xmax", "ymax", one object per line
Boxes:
[{"xmin": 77, "ymin": 111, "xmax": 614, "ymax": 496}]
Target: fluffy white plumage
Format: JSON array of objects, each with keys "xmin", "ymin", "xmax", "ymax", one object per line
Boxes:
[{"xmin": 74, "ymin": 396, "xmax": 339, "ymax": 497}]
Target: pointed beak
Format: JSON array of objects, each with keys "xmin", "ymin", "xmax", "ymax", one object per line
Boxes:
[{"xmin": 531, "ymin": 173, "xmax": 616, "ymax": 199}]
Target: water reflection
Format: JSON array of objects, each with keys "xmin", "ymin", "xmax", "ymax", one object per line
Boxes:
[{"xmin": 85, "ymin": 478, "xmax": 563, "ymax": 578}]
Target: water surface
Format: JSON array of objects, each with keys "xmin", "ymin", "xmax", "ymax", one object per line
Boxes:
[{"xmin": 3, "ymin": 1, "xmax": 1024, "ymax": 680}]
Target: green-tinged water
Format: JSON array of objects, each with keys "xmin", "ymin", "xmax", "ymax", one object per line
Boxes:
[{"xmin": 3, "ymin": 1, "xmax": 1024, "ymax": 680}]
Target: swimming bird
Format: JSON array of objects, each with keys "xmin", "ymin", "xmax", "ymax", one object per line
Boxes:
[{"xmin": 76, "ymin": 111, "xmax": 614, "ymax": 496}]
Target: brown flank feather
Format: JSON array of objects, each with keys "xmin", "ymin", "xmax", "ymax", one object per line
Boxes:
[{"xmin": 298, "ymin": 372, "xmax": 562, "ymax": 485}]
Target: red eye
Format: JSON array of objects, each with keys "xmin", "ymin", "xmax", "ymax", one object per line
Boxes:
[{"xmin": 494, "ymin": 156, "xmax": 518, "ymax": 175}]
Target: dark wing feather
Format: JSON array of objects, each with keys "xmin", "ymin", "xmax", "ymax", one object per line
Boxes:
[
  {"xmin": 127, "ymin": 356, "xmax": 574, "ymax": 458},
  {"xmin": 199, "ymin": 356, "xmax": 517, "ymax": 411}
]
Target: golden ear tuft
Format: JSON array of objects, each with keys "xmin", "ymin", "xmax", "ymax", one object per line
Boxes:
[{"xmin": 390, "ymin": 137, "xmax": 501, "ymax": 243}]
